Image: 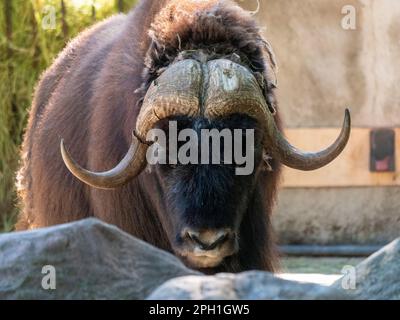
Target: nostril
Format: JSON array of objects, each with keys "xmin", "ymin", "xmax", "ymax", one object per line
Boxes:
[
  {"xmin": 187, "ymin": 232, "xmax": 205, "ymax": 248},
  {"xmin": 206, "ymin": 233, "xmax": 229, "ymax": 250},
  {"xmin": 186, "ymin": 229, "xmax": 230, "ymax": 251}
]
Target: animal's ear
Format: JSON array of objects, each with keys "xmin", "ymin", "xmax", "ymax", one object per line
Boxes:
[
  {"xmin": 259, "ymin": 36, "xmax": 278, "ymax": 115},
  {"xmin": 260, "ymin": 37, "xmax": 278, "ymax": 89}
]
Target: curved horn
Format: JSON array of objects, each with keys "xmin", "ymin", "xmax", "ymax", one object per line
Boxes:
[
  {"xmin": 61, "ymin": 133, "xmax": 148, "ymax": 189},
  {"xmin": 61, "ymin": 60, "xmax": 202, "ymax": 189},
  {"xmin": 265, "ymin": 109, "xmax": 351, "ymax": 171},
  {"xmin": 204, "ymin": 59, "xmax": 351, "ymax": 171}
]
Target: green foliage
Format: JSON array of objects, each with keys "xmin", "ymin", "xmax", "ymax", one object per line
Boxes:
[{"xmin": 0, "ymin": 0, "xmax": 137, "ymax": 232}]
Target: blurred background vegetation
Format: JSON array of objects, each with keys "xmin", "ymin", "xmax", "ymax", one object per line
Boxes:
[{"xmin": 0, "ymin": 0, "xmax": 137, "ymax": 232}]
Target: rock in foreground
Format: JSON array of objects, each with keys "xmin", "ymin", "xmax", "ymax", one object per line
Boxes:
[
  {"xmin": 332, "ymin": 238, "xmax": 400, "ymax": 300},
  {"xmin": 0, "ymin": 219, "xmax": 197, "ymax": 299},
  {"xmin": 2, "ymin": 218, "xmax": 397, "ymax": 300},
  {"xmin": 148, "ymin": 272, "xmax": 347, "ymax": 300}
]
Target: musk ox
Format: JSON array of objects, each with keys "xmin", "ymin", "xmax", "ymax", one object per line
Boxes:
[{"xmin": 16, "ymin": 0, "xmax": 350, "ymax": 273}]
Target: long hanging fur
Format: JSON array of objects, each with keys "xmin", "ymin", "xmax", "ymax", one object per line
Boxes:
[{"xmin": 16, "ymin": 0, "xmax": 282, "ymax": 273}]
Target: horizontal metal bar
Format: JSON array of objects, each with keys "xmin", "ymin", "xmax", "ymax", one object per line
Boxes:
[{"xmin": 279, "ymin": 245, "xmax": 383, "ymax": 257}]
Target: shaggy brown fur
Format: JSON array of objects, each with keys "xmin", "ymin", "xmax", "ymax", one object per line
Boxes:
[{"xmin": 16, "ymin": 0, "xmax": 282, "ymax": 273}]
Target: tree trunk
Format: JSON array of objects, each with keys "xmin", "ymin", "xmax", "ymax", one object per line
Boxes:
[
  {"xmin": 60, "ymin": 0, "xmax": 69, "ymax": 40},
  {"xmin": 3, "ymin": 0, "xmax": 18, "ymax": 143},
  {"xmin": 91, "ymin": 0, "xmax": 96, "ymax": 22},
  {"xmin": 30, "ymin": 1, "xmax": 41, "ymax": 69},
  {"xmin": 117, "ymin": 0, "xmax": 124, "ymax": 13},
  {"xmin": 4, "ymin": 0, "xmax": 13, "ymax": 60}
]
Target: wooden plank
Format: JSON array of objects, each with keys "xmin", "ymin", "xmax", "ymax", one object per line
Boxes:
[{"xmin": 282, "ymin": 128, "xmax": 400, "ymax": 187}]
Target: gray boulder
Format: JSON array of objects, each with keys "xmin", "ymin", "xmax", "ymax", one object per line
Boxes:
[
  {"xmin": 147, "ymin": 271, "xmax": 348, "ymax": 300},
  {"xmin": 0, "ymin": 218, "xmax": 198, "ymax": 299},
  {"xmin": 6, "ymin": 217, "xmax": 396, "ymax": 300},
  {"xmin": 332, "ymin": 238, "xmax": 400, "ymax": 300}
]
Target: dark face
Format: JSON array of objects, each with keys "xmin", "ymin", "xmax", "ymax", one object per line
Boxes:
[{"xmin": 153, "ymin": 114, "xmax": 264, "ymax": 269}]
